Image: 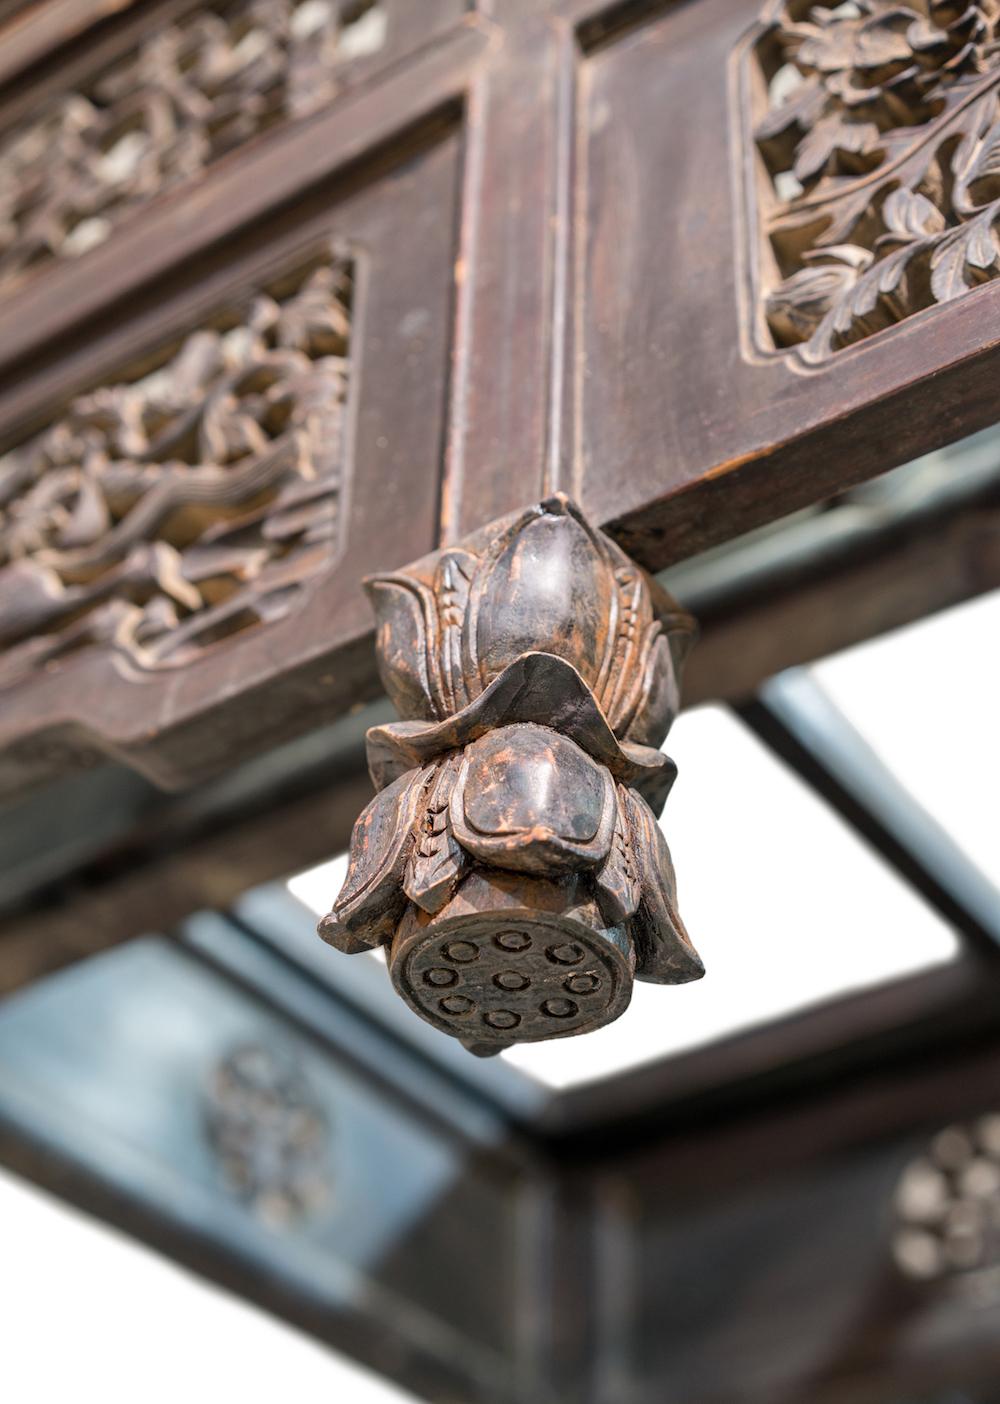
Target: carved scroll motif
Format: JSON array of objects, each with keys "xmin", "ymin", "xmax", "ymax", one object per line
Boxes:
[
  {"xmin": 0, "ymin": 0, "xmax": 386, "ymax": 292},
  {"xmin": 319, "ymin": 496, "xmax": 703, "ymax": 1056},
  {"xmin": 747, "ymin": 0, "xmax": 1000, "ymax": 361},
  {"xmin": 0, "ymin": 245, "xmax": 353, "ymax": 689}
]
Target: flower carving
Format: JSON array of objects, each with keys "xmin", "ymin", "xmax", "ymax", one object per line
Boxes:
[
  {"xmin": 756, "ymin": 1, "xmax": 998, "ymax": 195},
  {"xmin": 368, "ymin": 496, "xmax": 693, "ymax": 746},
  {"xmin": 746, "ymin": 0, "xmax": 1000, "ymax": 360},
  {"xmin": 319, "ymin": 495, "xmax": 702, "ymax": 1055}
]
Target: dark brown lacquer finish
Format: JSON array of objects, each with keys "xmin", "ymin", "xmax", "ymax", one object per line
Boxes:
[{"xmin": 318, "ymin": 494, "xmax": 703, "ymax": 1056}]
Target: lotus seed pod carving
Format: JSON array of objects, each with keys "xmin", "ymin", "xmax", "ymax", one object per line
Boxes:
[{"xmin": 319, "ymin": 495, "xmax": 702, "ymax": 1055}]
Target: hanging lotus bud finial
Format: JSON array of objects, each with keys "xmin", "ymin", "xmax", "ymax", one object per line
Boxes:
[{"xmin": 318, "ymin": 495, "xmax": 702, "ymax": 1055}]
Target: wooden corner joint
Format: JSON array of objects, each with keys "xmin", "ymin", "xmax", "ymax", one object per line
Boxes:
[{"xmin": 318, "ymin": 494, "xmax": 703, "ymax": 1055}]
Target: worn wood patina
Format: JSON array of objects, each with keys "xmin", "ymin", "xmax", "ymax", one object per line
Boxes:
[{"xmin": 319, "ymin": 494, "xmax": 703, "ymax": 1054}]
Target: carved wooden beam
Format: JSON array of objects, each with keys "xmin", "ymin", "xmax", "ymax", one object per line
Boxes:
[{"xmin": 318, "ymin": 495, "xmax": 703, "ymax": 1056}]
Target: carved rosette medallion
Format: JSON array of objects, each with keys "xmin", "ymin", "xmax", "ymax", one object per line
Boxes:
[
  {"xmin": 204, "ymin": 1043, "xmax": 332, "ymax": 1225},
  {"xmin": 319, "ymin": 495, "xmax": 703, "ymax": 1055},
  {"xmin": 893, "ymin": 1114, "xmax": 1000, "ymax": 1286},
  {"xmin": 743, "ymin": 0, "xmax": 1000, "ymax": 362}
]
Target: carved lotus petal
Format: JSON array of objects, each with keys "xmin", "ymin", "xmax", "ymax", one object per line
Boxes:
[
  {"xmin": 365, "ymin": 652, "xmax": 677, "ymax": 817},
  {"xmin": 366, "ymin": 495, "xmax": 692, "ymax": 748},
  {"xmin": 368, "ymin": 575, "xmax": 441, "ymax": 721},
  {"xmin": 449, "ymin": 724, "xmax": 617, "ymax": 875},
  {"xmin": 322, "ymin": 767, "xmax": 427, "ymax": 951},
  {"xmin": 623, "ymin": 786, "xmax": 704, "ymax": 985},
  {"xmin": 464, "ymin": 498, "xmax": 616, "ymax": 697}
]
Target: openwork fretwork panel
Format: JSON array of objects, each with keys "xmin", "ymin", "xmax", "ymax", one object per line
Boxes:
[
  {"xmin": 0, "ymin": 0, "xmax": 386, "ymax": 290},
  {"xmin": 0, "ymin": 243, "xmax": 354, "ymax": 688},
  {"xmin": 744, "ymin": 0, "xmax": 1000, "ymax": 361}
]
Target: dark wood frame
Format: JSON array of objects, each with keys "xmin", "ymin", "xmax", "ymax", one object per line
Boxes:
[{"xmin": 4, "ymin": 0, "xmax": 1000, "ymax": 802}]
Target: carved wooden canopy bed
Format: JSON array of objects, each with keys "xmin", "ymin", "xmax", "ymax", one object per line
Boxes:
[{"xmin": 2, "ymin": 1, "xmax": 1000, "ymax": 1400}]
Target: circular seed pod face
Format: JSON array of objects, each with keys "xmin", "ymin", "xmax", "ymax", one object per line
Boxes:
[{"xmin": 391, "ymin": 913, "xmax": 633, "ymax": 1046}]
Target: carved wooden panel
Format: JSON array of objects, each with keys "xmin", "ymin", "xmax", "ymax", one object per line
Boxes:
[
  {"xmin": 4, "ymin": 0, "xmax": 1000, "ymax": 820},
  {"xmin": 607, "ymin": 1028, "xmax": 1000, "ymax": 1404},
  {"xmin": 0, "ymin": 934, "xmax": 529, "ymax": 1402},
  {"xmin": 0, "ymin": 0, "xmax": 462, "ymax": 293},
  {"xmin": 204, "ymin": 1041, "xmax": 332, "ymax": 1225},
  {"xmin": 571, "ymin": 0, "xmax": 1000, "ymax": 568},
  {"xmin": 0, "ymin": 124, "xmax": 461, "ymax": 792},
  {"xmin": 746, "ymin": 0, "xmax": 1000, "ymax": 362},
  {"xmin": 0, "ymin": 243, "xmax": 353, "ymax": 688}
]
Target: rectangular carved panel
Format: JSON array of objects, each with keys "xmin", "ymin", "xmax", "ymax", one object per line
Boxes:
[
  {"xmin": 0, "ymin": 124, "xmax": 461, "ymax": 794},
  {"xmin": 0, "ymin": 0, "xmax": 445, "ymax": 292},
  {"xmin": 748, "ymin": 0, "xmax": 1000, "ymax": 362},
  {"xmin": 0, "ymin": 243, "xmax": 353, "ymax": 688},
  {"xmin": 571, "ymin": 0, "xmax": 1000, "ymax": 570}
]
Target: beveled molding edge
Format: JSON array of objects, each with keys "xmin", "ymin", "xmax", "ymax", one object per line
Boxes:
[{"xmin": 319, "ymin": 493, "xmax": 704, "ymax": 1056}]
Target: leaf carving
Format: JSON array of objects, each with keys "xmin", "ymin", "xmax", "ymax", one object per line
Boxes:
[
  {"xmin": 754, "ymin": 73, "xmax": 827, "ymax": 166},
  {"xmin": 949, "ymin": 93, "xmax": 998, "ymax": 192},
  {"xmin": 929, "ymin": 210, "xmax": 1000, "ymax": 301},
  {"xmin": 813, "ymin": 185, "xmax": 882, "ymax": 248},
  {"xmin": 807, "ymin": 241, "xmax": 920, "ymax": 356},
  {"xmin": 962, "ymin": 117, "xmax": 1000, "ymax": 207},
  {"xmin": 793, "ymin": 114, "xmax": 882, "ymax": 185},
  {"xmin": 750, "ymin": 0, "xmax": 1000, "ymax": 358},
  {"xmin": 880, "ymin": 187, "xmax": 947, "ymax": 241},
  {"xmin": 766, "ymin": 245, "xmax": 873, "ymax": 345}
]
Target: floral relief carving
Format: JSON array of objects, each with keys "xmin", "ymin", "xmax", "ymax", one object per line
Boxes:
[
  {"xmin": 0, "ymin": 0, "xmax": 386, "ymax": 291},
  {"xmin": 0, "ymin": 245, "xmax": 353, "ymax": 689},
  {"xmin": 204, "ymin": 1043, "xmax": 332, "ymax": 1225},
  {"xmin": 319, "ymin": 496, "xmax": 702, "ymax": 1056},
  {"xmin": 746, "ymin": 0, "xmax": 1000, "ymax": 360}
]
